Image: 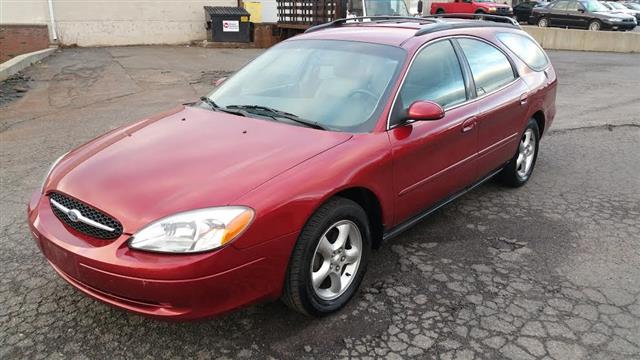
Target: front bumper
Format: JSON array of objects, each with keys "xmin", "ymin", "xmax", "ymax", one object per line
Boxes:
[
  {"xmin": 603, "ymin": 21, "xmax": 637, "ymax": 31},
  {"xmin": 28, "ymin": 192, "xmax": 297, "ymax": 320},
  {"xmin": 489, "ymin": 9, "xmax": 513, "ymax": 16}
]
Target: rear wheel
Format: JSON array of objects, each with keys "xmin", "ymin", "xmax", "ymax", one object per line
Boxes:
[
  {"xmin": 498, "ymin": 119, "xmax": 540, "ymax": 187},
  {"xmin": 537, "ymin": 17, "xmax": 549, "ymax": 27},
  {"xmin": 588, "ymin": 20, "xmax": 601, "ymax": 31},
  {"xmin": 282, "ymin": 197, "xmax": 371, "ymax": 316}
]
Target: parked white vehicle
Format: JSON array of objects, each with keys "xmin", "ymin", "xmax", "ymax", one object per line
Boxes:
[{"xmin": 604, "ymin": 1, "xmax": 640, "ymax": 21}]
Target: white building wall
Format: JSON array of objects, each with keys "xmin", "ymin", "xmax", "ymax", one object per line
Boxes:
[{"xmin": 1, "ymin": 0, "xmax": 236, "ymax": 46}]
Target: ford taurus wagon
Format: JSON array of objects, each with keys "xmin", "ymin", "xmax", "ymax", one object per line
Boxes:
[{"xmin": 29, "ymin": 15, "xmax": 557, "ymax": 320}]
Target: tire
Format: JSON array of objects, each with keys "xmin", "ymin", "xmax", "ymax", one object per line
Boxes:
[
  {"xmin": 282, "ymin": 197, "xmax": 371, "ymax": 316},
  {"xmin": 498, "ymin": 119, "xmax": 540, "ymax": 188},
  {"xmin": 436, "ymin": 8, "xmax": 445, "ymax": 14},
  {"xmin": 537, "ymin": 17, "xmax": 548, "ymax": 27},
  {"xmin": 588, "ymin": 20, "xmax": 601, "ymax": 31}
]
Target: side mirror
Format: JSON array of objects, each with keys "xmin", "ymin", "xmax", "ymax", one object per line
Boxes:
[
  {"xmin": 417, "ymin": 0, "xmax": 423, "ymax": 14},
  {"xmin": 407, "ymin": 101, "xmax": 445, "ymax": 121},
  {"xmin": 213, "ymin": 77, "xmax": 227, "ymax": 87},
  {"xmin": 578, "ymin": 8, "xmax": 585, "ymax": 12}
]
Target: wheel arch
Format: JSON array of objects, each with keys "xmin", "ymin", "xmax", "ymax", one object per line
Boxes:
[
  {"xmin": 531, "ymin": 110, "xmax": 546, "ymax": 137},
  {"xmin": 330, "ymin": 187, "xmax": 385, "ymax": 249}
]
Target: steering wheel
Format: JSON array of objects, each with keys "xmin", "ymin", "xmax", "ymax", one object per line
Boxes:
[{"xmin": 348, "ymin": 89, "xmax": 378, "ymax": 104}]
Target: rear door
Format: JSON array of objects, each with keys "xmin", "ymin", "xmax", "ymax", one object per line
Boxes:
[
  {"xmin": 548, "ymin": 0, "xmax": 571, "ymax": 26},
  {"xmin": 455, "ymin": 37, "xmax": 529, "ymax": 177},
  {"xmin": 389, "ymin": 39, "xmax": 478, "ymax": 224}
]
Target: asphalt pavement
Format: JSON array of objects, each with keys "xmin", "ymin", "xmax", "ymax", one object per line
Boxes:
[{"xmin": 1, "ymin": 47, "xmax": 639, "ymax": 359}]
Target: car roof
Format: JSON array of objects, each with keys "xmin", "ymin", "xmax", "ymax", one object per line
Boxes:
[{"xmin": 296, "ymin": 16, "xmax": 521, "ymax": 48}]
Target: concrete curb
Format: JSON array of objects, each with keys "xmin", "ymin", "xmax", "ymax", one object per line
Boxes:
[
  {"xmin": 0, "ymin": 47, "xmax": 57, "ymax": 81},
  {"xmin": 522, "ymin": 26, "xmax": 640, "ymax": 53}
]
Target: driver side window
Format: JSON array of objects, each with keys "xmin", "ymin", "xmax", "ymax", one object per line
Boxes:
[{"xmin": 396, "ymin": 40, "xmax": 467, "ymax": 115}]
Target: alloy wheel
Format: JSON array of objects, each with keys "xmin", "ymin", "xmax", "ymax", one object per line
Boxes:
[
  {"xmin": 538, "ymin": 18, "xmax": 548, "ymax": 27},
  {"xmin": 516, "ymin": 128, "xmax": 536, "ymax": 179},
  {"xmin": 310, "ymin": 220, "xmax": 362, "ymax": 300}
]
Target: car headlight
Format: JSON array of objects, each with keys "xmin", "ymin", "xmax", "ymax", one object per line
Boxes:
[
  {"xmin": 41, "ymin": 151, "xmax": 69, "ymax": 194},
  {"xmin": 489, "ymin": 7, "xmax": 497, "ymax": 12},
  {"xmin": 129, "ymin": 207, "xmax": 255, "ymax": 253}
]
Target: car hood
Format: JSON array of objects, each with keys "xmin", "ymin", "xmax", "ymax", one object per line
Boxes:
[{"xmin": 47, "ymin": 106, "xmax": 352, "ymax": 233}]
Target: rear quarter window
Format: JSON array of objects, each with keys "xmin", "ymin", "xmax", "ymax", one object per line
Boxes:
[{"xmin": 497, "ymin": 32, "xmax": 550, "ymax": 71}]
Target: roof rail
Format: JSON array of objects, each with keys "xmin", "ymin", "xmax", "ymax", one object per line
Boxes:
[
  {"xmin": 422, "ymin": 13, "xmax": 520, "ymax": 26},
  {"xmin": 414, "ymin": 13, "xmax": 520, "ymax": 36},
  {"xmin": 305, "ymin": 16, "xmax": 441, "ymax": 34}
]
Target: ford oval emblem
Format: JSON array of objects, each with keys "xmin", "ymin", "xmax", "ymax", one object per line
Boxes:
[{"xmin": 67, "ymin": 209, "xmax": 81, "ymax": 222}]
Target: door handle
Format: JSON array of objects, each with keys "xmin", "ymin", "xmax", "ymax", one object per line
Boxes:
[
  {"xmin": 461, "ymin": 117, "xmax": 476, "ymax": 133},
  {"xmin": 519, "ymin": 92, "xmax": 529, "ymax": 105}
]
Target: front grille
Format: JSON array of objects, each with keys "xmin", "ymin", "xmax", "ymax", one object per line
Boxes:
[
  {"xmin": 496, "ymin": 8, "xmax": 510, "ymax": 14},
  {"xmin": 49, "ymin": 192, "xmax": 123, "ymax": 239}
]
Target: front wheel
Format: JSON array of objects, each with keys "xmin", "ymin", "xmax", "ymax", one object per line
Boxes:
[
  {"xmin": 435, "ymin": 8, "xmax": 445, "ymax": 14},
  {"xmin": 588, "ymin": 20, "xmax": 601, "ymax": 31},
  {"xmin": 498, "ymin": 119, "xmax": 540, "ymax": 187},
  {"xmin": 282, "ymin": 197, "xmax": 371, "ymax": 316}
]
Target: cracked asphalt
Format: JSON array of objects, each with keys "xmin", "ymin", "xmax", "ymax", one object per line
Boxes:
[{"xmin": 1, "ymin": 47, "xmax": 639, "ymax": 360}]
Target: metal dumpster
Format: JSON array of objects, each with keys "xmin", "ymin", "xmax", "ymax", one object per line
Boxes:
[{"xmin": 204, "ymin": 6, "xmax": 252, "ymax": 43}]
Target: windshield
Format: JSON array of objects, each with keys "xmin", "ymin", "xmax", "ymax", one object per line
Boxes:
[
  {"xmin": 608, "ymin": 2, "xmax": 626, "ymax": 9},
  {"xmin": 365, "ymin": 0, "xmax": 410, "ymax": 16},
  {"xmin": 579, "ymin": 0, "xmax": 609, "ymax": 11},
  {"xmin": 207, "ymin": 40, "xmax": 405, "ymax": 132},
  {"xmin": 627, "ymin": 3, "xmax": 640, "ymax": 10}
]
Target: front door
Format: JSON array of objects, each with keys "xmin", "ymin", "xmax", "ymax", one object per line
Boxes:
[
  {"xmin": 459, "ymin": 0, "xmax": 475, "ymax": 12},
  {"xmin": 565, "ymin": 0, "xmax": 588, "ymax": 28},
  {"xmin": 388, "ymin": 39, "xmax": 479, "ymax": 224}
]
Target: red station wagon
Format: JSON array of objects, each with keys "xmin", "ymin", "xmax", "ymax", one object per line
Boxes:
[{"xmin": 28, "ymin": 15, "xmax": 557, "ymax": 320}]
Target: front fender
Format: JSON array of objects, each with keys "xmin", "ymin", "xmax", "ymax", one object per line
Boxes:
[{"xmin": 231, "ymin": 132, "xmax": 394, "ymax": 250}]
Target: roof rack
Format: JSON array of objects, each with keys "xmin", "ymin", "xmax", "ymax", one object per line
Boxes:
[
  {"xmin": 304, "ymin": 14, "xmax": 520, "ymax": 35},
  {"xmin": 414, "ymin": 13, "xmax": 520, "ymax": 36},
  {"xmin": 304, "ymin": 16, "xmax": 441, "ymax": 34},
  {"xmin": 423, "ymin": 13, "xmax": 519, "ymax": 26}
]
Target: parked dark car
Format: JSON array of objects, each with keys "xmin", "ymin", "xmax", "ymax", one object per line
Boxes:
[
  {"xmin": 513, "ymin": 1, "xmax": 549, "ymax": 23},
  {"xmin": 531, "ymin": 0, "xmax": 637, "ymax": 30}
]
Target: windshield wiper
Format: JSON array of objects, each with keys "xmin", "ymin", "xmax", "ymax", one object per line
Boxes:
[
  {"xmin": 199, "ymin": 97, "xmax": 248, "ymax": 117},
  {"xmin": 226, "ymin": 105, "xmax": 327, "ymax": 130},
  {"xmin": 199, "ymin": 96, "xmax": 220, "ymax": 109}
]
